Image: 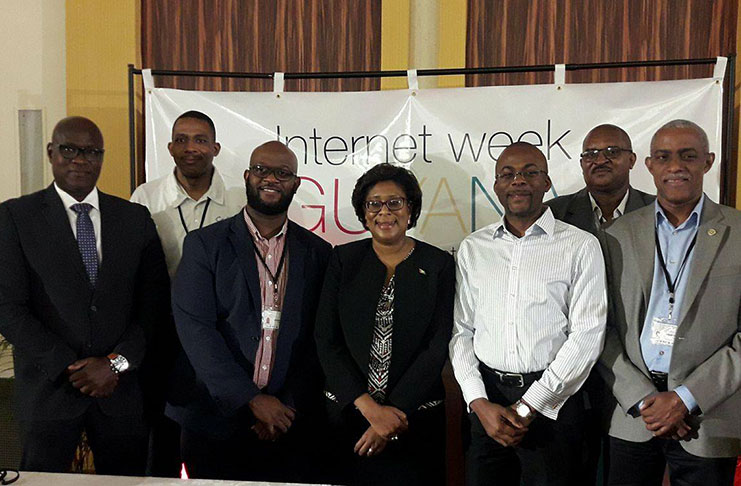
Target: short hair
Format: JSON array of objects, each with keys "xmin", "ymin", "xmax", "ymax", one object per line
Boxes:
[
  {"xmin": 584, "ymin": 124, "xmax": 633, "ymax": 151},
  {"xmin": 172, "ymin": 110, "xmax": 217, "ymax": 140},
  {"xmin": 351, "ymin": 163, "xmax": 423, "ymax": 230},
  {"xmin": 652, "ymin": 119, "xmax": 709, "ymax": 152}
]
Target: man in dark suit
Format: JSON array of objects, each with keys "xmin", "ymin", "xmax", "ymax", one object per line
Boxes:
[
  {"xmin": 546, "ymin": 124, "xmax": 654, "ymax": 486},
  {"xmin": 0, "ymin": 117, "xmax": 170, "ymax": 475},
  {"xmin": 167, "ymin": 141, "xmax": 332, "ymax": 482},
  {"xmin": 547, "ymin": 124, "xmax": 654, "ymax": 234}
]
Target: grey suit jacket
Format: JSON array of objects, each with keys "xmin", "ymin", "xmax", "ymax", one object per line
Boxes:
[
  {"xmin": 546, "ymin": 186, "xmax": 655, "ymax": 235},
  {"xmin": 598, "ymin": 198, "xmax": 741, "ymax": 458}
]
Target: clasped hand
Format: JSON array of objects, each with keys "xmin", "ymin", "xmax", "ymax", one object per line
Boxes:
[
  {"xmin": 249, "ymin": 393, "xmax": 296, "ymax": 441},
  {"xmin": 471, "ymin": 398, "xmax": 531, "ymax": 447},
  {"xmin": 639, "ymin": 391, "xmax": 692, "ymax": 439},
  {"xmin": 67, "ymin": 357, "xmax": 118, "ymax": 398}
]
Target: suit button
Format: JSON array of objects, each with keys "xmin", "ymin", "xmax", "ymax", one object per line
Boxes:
[
  {"xmin": 251, "ymin": 336, "xmax": 259, "ymax": 342},
  {"xmin": 90, "ymin": 305, "xmax": 97, "ymax": 312},
  {"xmin": 86, "ymin": 344, "xmax": 92, "ymax": 349}
]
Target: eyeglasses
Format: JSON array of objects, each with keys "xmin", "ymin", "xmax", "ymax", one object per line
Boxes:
[
  {"xmin": 580, "ymin": 146, "xmax": 632, "ymax": 162},
  {"xmin": 248, "ymin": 165, "xmax": 296, "ymax": 181},
  {"xmin": 364, "ymin": 197, "xmax": 407, "ymax": 213},
  {"xmin": 495, "ymin": 169, "xmax": 547, "ymax": 183},
  {"xmin": 54, "ymin": 143, "xmax": 105, "ymax": 162}
]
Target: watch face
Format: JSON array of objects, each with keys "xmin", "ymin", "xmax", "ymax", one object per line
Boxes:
[
  {"xmin": 516, "ymin": 402, "xmax": 530, "ymax": 418},
  {"xmin": 111, "ymin": 355, "xmax": 129, "ymax": 373}
]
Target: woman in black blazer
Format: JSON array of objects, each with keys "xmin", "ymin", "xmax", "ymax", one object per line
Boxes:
[{"xmin": 315, "ymin": 163, "xmax": 455, "ymax": 486}]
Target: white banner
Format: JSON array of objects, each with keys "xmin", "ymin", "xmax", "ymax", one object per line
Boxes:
[{"xmin": 145, "ymin": 75, "xmax": 723, "ymax": 250}]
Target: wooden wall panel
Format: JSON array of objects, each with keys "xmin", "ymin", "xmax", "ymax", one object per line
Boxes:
[
  {"xmin": 141, "ymin": 0, "xmax": 381, "ymax": 92},
  {"xmin": 466, "ymin": 0, "xmax": 737, "ymax": 86}
]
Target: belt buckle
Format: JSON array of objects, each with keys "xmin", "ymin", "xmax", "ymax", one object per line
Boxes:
[{"xmin": 501, "ymin": 372, "xmax": 525, "ymax": 388}]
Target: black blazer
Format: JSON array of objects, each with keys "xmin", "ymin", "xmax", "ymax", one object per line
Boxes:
[
  {"xmin": 166, "ymin": 215, "xmax": 332, "ymax": 438},
  {"xmin": 315, "ymin": 238, "xmax": 455, "ymax": 415},
  {"xmin": 0, "ymin": 185, "xmax": 170, "ymax": 421},
  {"xmin": 546, "ymin": 186, "xmax": 655, "ymax": 235}
]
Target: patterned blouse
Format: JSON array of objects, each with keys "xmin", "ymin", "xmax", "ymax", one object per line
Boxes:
[{"xmin": 368, "ymin": 274, "xmax": 396, "ymax": 403}]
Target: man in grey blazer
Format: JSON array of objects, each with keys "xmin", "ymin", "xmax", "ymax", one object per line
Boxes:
[
  {"xmin": 599, "ymin": 119, "xmax": 741, "ymax": 485},
  {"xmin": 546, "ymin": 124, "xmax": 654, "ymax": 486}
]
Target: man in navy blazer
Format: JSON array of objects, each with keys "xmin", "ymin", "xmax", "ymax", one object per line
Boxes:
[
  {"xmin": 0, "ymin": 117, "xmax": 170, "ymax": 475},
  {"xmin": 167, "ymin": 141, "xmax": 331, "ymax": 482}
]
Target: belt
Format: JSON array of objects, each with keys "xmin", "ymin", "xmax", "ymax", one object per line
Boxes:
[
  {"xmin": 480, "ymin": 364, "xmax": 543, "ymax": 388},
  {"xmin": 649, "ymin": 371, "xmax": 668, "ymax": 392}
]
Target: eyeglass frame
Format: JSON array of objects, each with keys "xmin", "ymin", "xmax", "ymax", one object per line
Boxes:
[
  {"xmin": 247, "ymin": 165, "xmax": 297, "ymax": 182},
  {"xmin": 580, "ymin": 146, "xmax": 633, "ymax": 162},
  {"xmin": 494, "ymin": 169, "xmax": 548, "ymax": 183},
  {"xmin": 0, "ymin": 469, "xmax": 19, "ymax": 485},
  {"xmin": 52, "ymin": 143, "xmax": 105, "ymax": 162},
  {"xmin": 363, "ymin": 197, "xmax": 408, "ymax": 213}
]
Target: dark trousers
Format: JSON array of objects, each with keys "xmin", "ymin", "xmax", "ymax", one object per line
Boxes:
[
  {"xmin": 146, "ymin": 414, "xmax": 181, "ymax": 477},
  {"xmin": 608, "ymin": 436, "xmax": 736, "ymax": 486},
  {"xmin": 181, "ymin": 417, "xmax": 327, "ymax": 483},
  {"xmin": 327, "ymin": 403, "xmax": 446, "ymax": 486},
  {"xmin": 466, "ymin": 366, "xmax": 586, "ymax": 486},
  {"xmin": 579, "ymin": 370, "xmax": 610, "ymax": 486},
  {"xmin": 20, "ymin": 404, "xmax": 147, "ymax": 476}
]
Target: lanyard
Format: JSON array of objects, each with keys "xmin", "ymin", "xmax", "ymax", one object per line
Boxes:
[
  {"xmin": 654, "ymin": 227, "xmax": 697, "ymax": 320},
  {"xmin": 178, "ymin": 198, "xmax": 211, "ymax": 234},
  {"xmin": 250, "ymin": 232, "xmax": 288, "ymax": 307}
]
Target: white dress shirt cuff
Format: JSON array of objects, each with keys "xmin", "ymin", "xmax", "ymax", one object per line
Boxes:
[
  {"xmin": 460, "ymin": 377, "xmax": 489, "ymax": 410},
  {"xmin": 673, "ymin": 385, "xmax": 699, "ymax": 414},
  {"xmin": 522, "ymin": 380, "xmax": 565, "ymax": 421}
]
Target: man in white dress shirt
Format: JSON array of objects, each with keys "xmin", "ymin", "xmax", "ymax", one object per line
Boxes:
[
  {"xmin": 130, "ymin": 111, "xmax": 245, "ymax": 476},
  {"xmin": 450, "ymin": 141, "xmax": 608, "ymax": 486}
]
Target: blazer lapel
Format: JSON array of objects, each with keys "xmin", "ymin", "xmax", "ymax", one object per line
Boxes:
[
  {"xmin": 677, "ymin": 200, "xmax": 725, "ymax": 330},
  {"xmin": 567, "ymin": 189, "xmax": 598, "ymax": 234},
  {"xmin": 96, "ymin": 193, "xmax": 120, "ymax": 293},
  {"xmin": 41, "ymin": 185, "xmax": 91, "ymax": 287},
  {"xmin": 228, "ymin": 215, "xmax": 262, "ymax": 313},
  {"xmin": 628, "ymin": 207, "xmax": 656, "ymax": 325},
  {"xmin": 269, "ymin": 223, "xmax": 307, "ymax": 392}
]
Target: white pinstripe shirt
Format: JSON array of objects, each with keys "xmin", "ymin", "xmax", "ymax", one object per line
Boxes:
[{"xmin": 449, "ymin": 208, "xmax": 607, "ymax": 420}]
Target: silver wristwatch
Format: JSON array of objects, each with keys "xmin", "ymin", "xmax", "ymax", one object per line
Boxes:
[
  {"xmin": 514, "ymin": 399, "xmax": 535, "ymax": 420},
  {"xmin": 107, "ymin": 354, "xmax": 130, "ymax": 375}
]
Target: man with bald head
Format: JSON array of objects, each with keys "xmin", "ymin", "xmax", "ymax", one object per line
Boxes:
[
  {"xmin": 0, "ymin": 117, "xmax": 169, "ymax": 474},
  {"xmin": 598, "ymin": 120, "xmax": 741, "ymax": 485},
  {"xmin": 450, "ymin": 142, "xmax": 607, "ymax": 485},
  {"xmin": 548, "ymin": 124, "xmax": 654, "ymax": 233},
  {"xmin": 166, "ymin": 141, "xmax": 332, "ymax": 481},
  {"xmin": 546, "ymin": 124, "xmax": 654, "ymax": 485}
]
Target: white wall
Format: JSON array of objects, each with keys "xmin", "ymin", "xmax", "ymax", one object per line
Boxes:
[{"xmin": 0, "ymin": 0, "xmax": 66, "ymax": 202}]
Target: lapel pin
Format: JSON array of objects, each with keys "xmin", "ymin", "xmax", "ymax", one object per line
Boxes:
[
  {"xmin": 707, "ymin": 228, "xmax": 717, "ymax": 236},
  {"xmin": 418, "ymin": 268, "xmax": 426, "ymax": 275}
]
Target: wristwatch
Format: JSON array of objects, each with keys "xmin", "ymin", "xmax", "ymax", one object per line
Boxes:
[
  {"xmin": 107, "ymin": 353, "xmax": 129, "ymax": 375},
  {"xmin": 514, "ymin": 399, "xmax": 535, "ymax": 421}
]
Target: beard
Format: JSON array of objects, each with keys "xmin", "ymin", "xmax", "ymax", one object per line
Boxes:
[{"xmin": 246, "ymin": 182, "xmax": 294, "ymax": 215}]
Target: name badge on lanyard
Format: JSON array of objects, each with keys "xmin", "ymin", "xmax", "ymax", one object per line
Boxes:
[
  {"xmin": 649, "ymin": 316, "xmax": 677, "ymax": 347},
  {"xmin": 262, "ymin": 309, "xmax": 281, "ymax": 330}
]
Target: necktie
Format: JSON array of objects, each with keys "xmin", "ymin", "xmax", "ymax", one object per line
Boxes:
[{"xmin": 71, "ymin": 203, "xmax": 99, "ymax": 286}]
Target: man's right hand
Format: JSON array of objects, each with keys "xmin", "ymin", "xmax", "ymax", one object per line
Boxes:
[
  {"xmin": 248, "ymin": 394, "xmax": 295, "ymax": 434},
  {"xmin": 470, "ymin": 398, "xmax": 528, "ymax": 447},
  {"xmin": 354, "ymin": 393, "xmax": 408, "ymax": 438}
]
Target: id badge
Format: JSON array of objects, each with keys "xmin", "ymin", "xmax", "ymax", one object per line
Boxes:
[
  {"xmin": 649, "ymin": 316, "xmax": 677, "ymax": 347},
  {"xmin": 262, "ymin": 309, "xmax": 281, "ymax": 330}
]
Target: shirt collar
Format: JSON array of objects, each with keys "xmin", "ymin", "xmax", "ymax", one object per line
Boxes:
[
  {"xmin": 492, "ymin": 206, "xmax": 555, "ymax": 239},
  {"xmin": 654, "ymin": 194, "xmax": 705, "ymax": 231},
  {"xmin": 243, "ymin": 208, "xmax": 288, "ymax": 242},
  {"xmin": 588, "ymin": 189, "xmax": 630, "ymax": 222},
  {"xmin": 54, "ymin": 182, "xmax": 100, "ymax": 211},
  {"xmin": 164, "ymin": 166, "xmax": 227, "ymax": 207}
]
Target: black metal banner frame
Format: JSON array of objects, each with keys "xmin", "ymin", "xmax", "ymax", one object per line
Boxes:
[{"xmin": 128, "ymin": 56, "xmax": 737, "ymax": 205}]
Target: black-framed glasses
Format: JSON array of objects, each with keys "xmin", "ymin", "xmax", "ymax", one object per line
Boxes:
[
  {"xmin": 53, "ymin": 143, "xmax": 105, "ymax": 162},
  {"xmin": 580, "ymin": 146, "xmax": 632, "ymax": 162},
  {"xmin": 0, "ymin": 469, "xmax": 19, "ymax": 485},
  {"xmin": 248, "ymin": 165, "xmax": 296, "ymax": 181},
  {"xmin": 364, "ymin": 197, "xmax": 407, "ymax": 213},
  {"xmin": 495, "ymin": 169, "xmax": 547, "ymax": 183}
]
